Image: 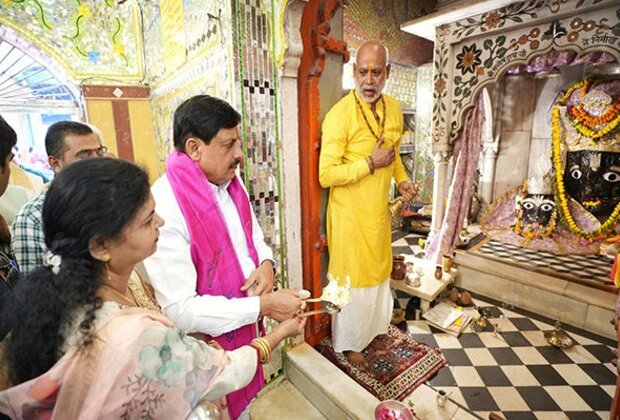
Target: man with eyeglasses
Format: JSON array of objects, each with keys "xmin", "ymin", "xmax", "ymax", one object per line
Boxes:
[{"xmin": 12, "ymin": 121, "xmax": 107, "ymax": 273}]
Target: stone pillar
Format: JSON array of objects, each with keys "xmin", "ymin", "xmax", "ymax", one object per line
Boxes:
[
  {"xmin": 429, "ymin": 150, "xmax": 452, "ymax": 240},
  {"xmin": 279, "ymin": 0, "xmax": 306, "ymax": 290},
  {"xmin": 480, "ymin": 140, "xmax": 499, "ymax": 206}
]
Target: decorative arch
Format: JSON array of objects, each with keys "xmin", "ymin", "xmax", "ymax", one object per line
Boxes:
[
  {"xmin": 0, "ymin": 25, "xmax": 81, "ymax": 112},
  {"xmin": 432, "ymin": 0, "xmax": 620, "ymax": 151}
]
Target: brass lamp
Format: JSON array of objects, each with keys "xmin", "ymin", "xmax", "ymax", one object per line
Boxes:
[
  {"xmin": 544, "ymin": 320, "xmax": 576, "ymax": 349},
  {"xmin": 389, "ymin": 196, "xmax": 406, "ymax": 217}
]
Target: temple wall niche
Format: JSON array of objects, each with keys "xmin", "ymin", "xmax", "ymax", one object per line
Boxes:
[
  {"xmin": 492, "ymin": 68, "xmax": 586, "ymax": 201},
  {"xmin": 494, "ymin": 76, "xmax": 535, "ymax": 199}
]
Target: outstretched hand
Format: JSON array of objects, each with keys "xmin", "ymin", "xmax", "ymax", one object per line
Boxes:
[
  {"xmin": 276, "ymin": 315, "xmax": 307, "ymax": 338},
  {"xmin": 259, "ymin": 289, "xmax": 302, "ymax": 322}
]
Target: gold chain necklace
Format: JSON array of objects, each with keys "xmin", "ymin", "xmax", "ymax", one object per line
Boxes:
[
  {"xmin": 100, "ymin": 283, "xmax": 136, "ymax": 307},
  {"xmin": 353, "ymin": 91, "xmax": 386, "ymax": 141}
]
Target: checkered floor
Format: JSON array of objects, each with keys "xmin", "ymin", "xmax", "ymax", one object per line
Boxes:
[
  {"xmin": 475, "ymin": 239, "xmax": 614, "ymax": 289},
  {"xmin": 392, "ymin": 233, "xmax": 617, "ymax": 419}
]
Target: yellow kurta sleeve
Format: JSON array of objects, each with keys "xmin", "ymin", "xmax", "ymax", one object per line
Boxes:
[
  {"xmin": 319, "ymin": 106, "xmax": 371, "ymax": 188},
  {"xmin": 390, "ymin": 102, "xmax": 409, "ymax": 185}
]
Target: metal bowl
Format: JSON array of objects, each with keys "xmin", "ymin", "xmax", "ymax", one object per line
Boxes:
[{"xmin": 374, "ymin": 400, "xmax": 414, "ymax": 420}]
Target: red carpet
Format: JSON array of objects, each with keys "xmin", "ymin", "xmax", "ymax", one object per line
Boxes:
[{"xmin": 315, "ymin": 325, "xmax": 447, "ymax": 401}]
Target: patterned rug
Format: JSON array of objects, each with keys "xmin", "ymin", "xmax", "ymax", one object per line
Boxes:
[{"xmin": 315, "ymin": 325, "xmax": 447, "ymax": 401}]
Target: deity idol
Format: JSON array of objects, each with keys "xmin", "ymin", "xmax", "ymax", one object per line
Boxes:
[
  {"xmin": 552, "ymin": 73, "xmax": 620, "ymax": 243},
  {"xmin": 480, "ymin": 168, "xmax": 599, "ymax": 254}
]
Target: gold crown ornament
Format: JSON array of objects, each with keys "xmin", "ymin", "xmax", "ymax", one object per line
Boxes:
[{"xmin": 553, "ymin": 79, "xmax": 620, "ymax": 154}]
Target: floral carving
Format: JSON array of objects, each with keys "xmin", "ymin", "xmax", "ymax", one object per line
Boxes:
[
  {"xmin": 456, "ymin": 44, "xmax": 482, "ymax": 75},
  {"xmin": 483, "ymin": 11, "xmax": 502, "ymax": 30},
  {"xmin": 433, "ymin": 0, "xmax": 620, "ymax": 147},
  {"xmin": 434, "ymin": 77, "xmax": 446, "ymax": 95},
  {"xmin": 453, "ymin": 1, "xmax": 542, "ymax": 38}
]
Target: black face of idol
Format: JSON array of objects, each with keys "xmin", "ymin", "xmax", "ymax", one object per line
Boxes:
[
  {"xmin": 564, "ymin": 150, "xmax": 620, "ymax": 222},
  {"xmin": 520, "ymin": 194, "xmax": 556, "ymax": 226}
]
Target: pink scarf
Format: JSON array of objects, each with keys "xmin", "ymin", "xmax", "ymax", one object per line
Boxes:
[{"xmin": 166, "ymin": 151, "xmax": 262, "ymax": 419}]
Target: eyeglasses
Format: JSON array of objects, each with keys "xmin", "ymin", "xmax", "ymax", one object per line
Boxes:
[{"xmin": 75, "ymin": 145, "xmax": 108, "ymax": 159}]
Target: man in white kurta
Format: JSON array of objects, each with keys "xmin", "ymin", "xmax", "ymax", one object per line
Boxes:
[
  {"xmin": 143, "ymin": 97, "xmax": 301, "ymax": 340},
  {"xmin": 145, "ymin": 176, "xmax": 303, "ymax": 335}
]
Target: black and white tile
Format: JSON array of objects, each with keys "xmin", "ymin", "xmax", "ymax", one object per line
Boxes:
[{"xmin": 392, "ymin": 233, "xmax": 617, "ymax": 419}]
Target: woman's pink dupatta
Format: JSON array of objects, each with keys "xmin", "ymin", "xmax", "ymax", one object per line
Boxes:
[{"xmin": 166, "ymin": 151, "xmax": 262, "ymax": 419}]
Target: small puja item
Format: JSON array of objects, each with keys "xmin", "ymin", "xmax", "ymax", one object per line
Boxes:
[
  {"xmin": 374, "ymin": 400, "xmax": 415, "ymax": 420},
  {"xmin": 434, "ymin": 265, "xmax": 443, "ymax": 280},
  {"xmin": 442, "ymin": 254, "xmax": 453, "ymax": 272},
  {"xmin": 391, "ymin": 255, "xmax": 406, "ymax": 280},
  {"xmin": 388, "ymin": 196, "xmax": 406, "ymax": 217},
  {"xmin": 544, "ymin": 320, "xmax": 576, "ymax": 349},
  {"xmin": 391, "ymin": 308, "xmax": 406, "ymax": 325},
  {"xmin": 436, "ymin": 390, "xmax": 448, "ymax": 407}
]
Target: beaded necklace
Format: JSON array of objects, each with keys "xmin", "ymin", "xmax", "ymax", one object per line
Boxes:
[{"xmin": 353, "ymin": 91, "xmax": 386, "ymax": 141}]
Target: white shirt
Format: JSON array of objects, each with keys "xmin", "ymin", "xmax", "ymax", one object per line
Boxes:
[{"xmin": 143, "ymin": 174, "xmax": 274, "ymax": 337}]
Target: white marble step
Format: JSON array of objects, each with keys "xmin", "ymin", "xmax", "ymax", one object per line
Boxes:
[
  {"xmin": 454, "ymin": 249, "xmax": 616, "ymax": 340},
  {"xmin": 286, "ymin": 342, "xmax": 379, "ymax": 419},
  {"xmin": 249, "ymin": 378, "xmax": 326, "ymax": 419}
]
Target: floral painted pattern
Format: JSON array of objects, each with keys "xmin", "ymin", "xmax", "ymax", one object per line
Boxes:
[
  {"xmin": 139, "ymin": 328, "xmax": 190, "ymax": 387},
  {"xmin": 0, "ymin": 310, "xmax": 237, "ymax": 419},
  {"xmin": 456, "ymin": 44, "xmax": 482, "ymax": 75}
]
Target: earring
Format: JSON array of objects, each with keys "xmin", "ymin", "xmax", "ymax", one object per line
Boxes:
[{"xmin": 105, "ymin": 262, "xmax": 112, "ymax": 282}]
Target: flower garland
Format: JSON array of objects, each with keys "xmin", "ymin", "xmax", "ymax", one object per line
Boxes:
[
  {"xmin": 512, "ymin": 185, "xmax": 557, "ymax": 242},
  {"xmin": 551, "ymin": 101, "xmax": 620, "ymax": 242},
  {"xmin": 559, "ymin": 79, "xmax": 620, "ymax": 139}
]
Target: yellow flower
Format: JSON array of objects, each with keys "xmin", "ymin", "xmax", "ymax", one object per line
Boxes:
[
  {"xmin": 77, "ymin": 3, "xmax": 92, "ymax": 18},
  {"xmin": 3, "ymin": 0, "xmax": 14, "ymax": 7},
  {"xmin": 112, "ymin": 42, "xmax": 125, "ymax": 55}
]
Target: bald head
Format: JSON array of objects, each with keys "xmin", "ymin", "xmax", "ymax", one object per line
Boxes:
[
  {"xmin": 354, "ymin": 41, "xmax": 390, "ymax": 104},
  {"xmin": 356, "ymin": 41, "xmax": 389, "ymax": 66}
]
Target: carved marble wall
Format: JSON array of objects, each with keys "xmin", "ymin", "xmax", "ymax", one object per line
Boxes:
[{"xmin": 430, "ymin": 0, "xmax": 620, "ymax": 235}]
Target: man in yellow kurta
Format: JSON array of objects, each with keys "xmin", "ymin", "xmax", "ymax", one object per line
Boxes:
[{"xmin": 319, "ymin": 41, "xmax": 417, "ymax": 368}]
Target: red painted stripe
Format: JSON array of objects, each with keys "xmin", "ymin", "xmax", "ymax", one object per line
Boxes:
[{"xmin": 111, "ymin": 100, "xmax": 135, "ymax": 161}]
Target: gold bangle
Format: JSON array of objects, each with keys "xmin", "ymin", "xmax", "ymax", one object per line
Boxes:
[
  {"xmin": 257, "ymin": 338, "xmax": 272, "ymax": 362},
  {"xmin": 252, "ymin": 338, "xmax": 271, "ymax": 364},
  {"xmin": 250, "ymin": 339, "xmax": 265, "ymax": 363}
]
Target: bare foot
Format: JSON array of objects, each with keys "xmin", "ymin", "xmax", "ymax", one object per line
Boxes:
[
  {"xmin": 370, "ymin": 335, "xmax": 388, "ymax": 354},
  {"xmin": 345, "ymin": 351, "xmax": 368, "ymax": 369}
]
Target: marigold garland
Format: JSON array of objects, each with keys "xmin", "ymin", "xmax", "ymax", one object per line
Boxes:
[
  {"xmin": 558, "ymin": 79, "xmax": 620, "ymax": 140},
  {"xmin": 513, "ymin": 209, "xmax": 557, "ymax": 242},
  {"xmin": 551, "ymin": 100, "xmax": 620, "ymax": 242}
]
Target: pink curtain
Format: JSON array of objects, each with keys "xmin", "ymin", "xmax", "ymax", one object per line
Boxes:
[{"xmin": 426, "ymin": 95, "xmax": 485, "ymax": 263}]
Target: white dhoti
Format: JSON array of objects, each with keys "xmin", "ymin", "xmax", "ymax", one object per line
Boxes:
[{"xmin": 331, "ymin": 279, "xmax": 393, "ymax": 353}]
